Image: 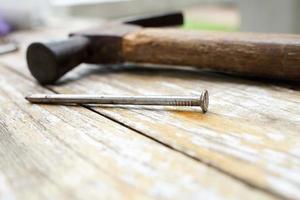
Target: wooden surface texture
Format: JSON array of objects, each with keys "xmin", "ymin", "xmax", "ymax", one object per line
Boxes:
[{"xmin": 0, "ymin": 25, "xmax": 299, "ymax": 200}]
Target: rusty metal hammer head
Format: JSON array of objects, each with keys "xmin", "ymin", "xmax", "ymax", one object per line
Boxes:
[{"xmin": 26, "ymin": 12, "xmax": 184, "ymax": 85}]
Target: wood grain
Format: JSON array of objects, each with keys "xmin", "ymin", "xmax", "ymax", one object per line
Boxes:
[
  {"xmin": 48, "ymin": 66, "xmax": 300, "ymax": 200},
  {"xmin": 0, "ymin": 64, "xmax": 278, "ymax": 200},
  {"xmin": 123, "ymin": 28, "xmax": 300, "ymax": 81},
  {"xmin": 1, "ymin": 27, "xmax": 300, "ymax": 200}
]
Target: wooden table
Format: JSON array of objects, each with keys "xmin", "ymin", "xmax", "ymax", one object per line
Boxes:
[{"xmin": 0, "ymin": 24, "xmax": 299, "ymax": 200}]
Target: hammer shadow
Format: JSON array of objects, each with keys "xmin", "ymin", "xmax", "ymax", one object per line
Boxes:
[
  {"xmin": 58, "ymin": 63, "xmax": 300, "ymax": 90},
  {"xmin": 55, "ymin": 64, "xmax": 126, "ymax": 86}
]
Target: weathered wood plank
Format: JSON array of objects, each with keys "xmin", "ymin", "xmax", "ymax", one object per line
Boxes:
[
  {"xmin": 47, "ymin": 65, "xmax": 300, "ymax": 200},
  {"xmin": 61, "ymin": 65, "xmax": 300, "ymax": 199},
  {"xmin": 1, "ymin": 27, "xmax": 300, "ymax": 199},
  {"xmin": 0, "ymin": 66, "xmax": 151, "ymax": 200},
  {"xmin": 0, "ymin": 64, "xmax": 277, "ymax": 199}
]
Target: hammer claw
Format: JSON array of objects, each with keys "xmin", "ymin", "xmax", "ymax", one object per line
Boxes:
[{"xmin": 124, "ymin": 11, "xmax": 184, "ymax": 27}]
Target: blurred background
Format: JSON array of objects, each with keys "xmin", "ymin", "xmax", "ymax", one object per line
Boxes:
[{"xmin": 0, "ymin": 0, "xmax": 300, "ymax": 36}]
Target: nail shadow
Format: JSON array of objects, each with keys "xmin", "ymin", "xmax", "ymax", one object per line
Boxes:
[
  {"xmin": 90, "ymin": 104, "xmax": 204, "ymax": 112},
  {"xmin": 41, "ymin": 103, "xmax": 205, "ymax": 113},
  {"xmin": 88, "ymin": 104, "xmax": 205, "ymax": 114}
]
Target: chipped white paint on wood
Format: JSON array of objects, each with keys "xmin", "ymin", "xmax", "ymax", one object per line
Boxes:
[
  {"xmin": 49, "ymin": 66, "xmax": 300, "ymax": 199},
  {"xmin": 0, "ymin": 26, "xmax": 300, "ymax": 199},
  {"xmin": 0, "ymin": 174, "xmax": 15, "ymax": 200},
  {"xmin": 0, "ymin": 65, "xmax": 277, "ymax": 199},
  {"xmin": 64, "ymin": 66, "xmax": 300, "ymax": 199}
]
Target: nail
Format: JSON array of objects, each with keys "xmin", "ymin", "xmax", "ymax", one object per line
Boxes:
[{"xmin": 26, "ymin": 90, "xmax": 209, "ymax": 113}]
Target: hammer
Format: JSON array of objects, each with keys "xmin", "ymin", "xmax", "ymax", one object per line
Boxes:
[{"xmin": 27, "ymin": 11, "xmax": 300, "ymax": 85}]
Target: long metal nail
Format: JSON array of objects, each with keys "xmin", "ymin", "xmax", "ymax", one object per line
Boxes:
[{"xmin": 26, "ymin": 90, "xmax": 209, "ymax": 113}]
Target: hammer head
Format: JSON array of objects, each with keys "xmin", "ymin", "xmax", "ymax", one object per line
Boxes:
[{"xmin": 26, "ymin": 12, "xmax": 184, "ymax": 85}]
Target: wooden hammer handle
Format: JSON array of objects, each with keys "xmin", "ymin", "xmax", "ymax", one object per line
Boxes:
[{"xmin": 123, "ymin": 29, "xmax": 300, "ymax": 81}]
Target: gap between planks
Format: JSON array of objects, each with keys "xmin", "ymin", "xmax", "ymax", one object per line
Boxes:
[
  {"xmin": 1, "ymin": 28, "xmax": 299, "ymax": 200},
  {"xmin": 0, "ymin": 61, "xmax": 289, "ymax": 200},
  {"xmin": 0, "ymin": 62, "xmax": 279, "ymax": 200}
]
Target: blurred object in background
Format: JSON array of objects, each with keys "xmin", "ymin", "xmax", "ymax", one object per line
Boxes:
[
  {"xmin": 50, "ymin": 0, "xmax": 300, "ymax": 34},
  {"xmin": 0, "ymin": 0, "xmax": 299, "ymax": 34},
  {"xmin": 50, "ymin": 0, "xmax": 233, "ymax": 19},
  {"xmin": 0, "ymin": 0, "xmax": 50, "ymax": 30},
  {"xmin": 238, "ymin": 0, "xmax": 300, "ymax": 34},
  {"xmin": 184, "ymin": 4, "xmax": 239, "ymax": 32},
  {"xmin": 0, "ymin": 15, "xmax": 11, "ymax": 36},
  {"xmin": 50, "ymin": 0, "xmax": 239, "ymax": 32},
  {"xmin": 0, "ymin": 14, "xmax": 17, "ymax": 55}
]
